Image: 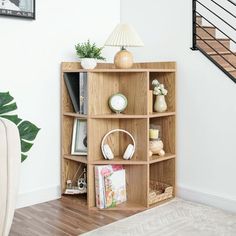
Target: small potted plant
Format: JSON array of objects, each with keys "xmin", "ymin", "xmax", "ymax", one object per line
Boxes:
[
  {"xmin": 152, "ymin": 79, "xmax": 168, "ymax": 112},
  {"xmin": 75, "ymin": 40, "xmax": 105, "ymax": 69}
]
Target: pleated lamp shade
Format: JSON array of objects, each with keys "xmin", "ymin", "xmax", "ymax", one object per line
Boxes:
[{"xmin": 105, "ymin": 24, "xmax": 144, "ymax": 47}]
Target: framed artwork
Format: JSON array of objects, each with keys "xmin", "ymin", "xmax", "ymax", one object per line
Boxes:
[
  {"xmin": 0, "ymin": 0, "xmax": 35, "ymax": 19},
  {"xmin": 71, "ymin": 119, "xmax": 87, "ymax": 155}
]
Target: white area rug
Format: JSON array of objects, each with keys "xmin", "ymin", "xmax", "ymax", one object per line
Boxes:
[{"xmin": 82, "ymin": 198, "xmax": 236, "ymax": 236}]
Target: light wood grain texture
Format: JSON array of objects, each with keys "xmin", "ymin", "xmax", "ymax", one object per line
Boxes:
[
  {"xmin": 10, "ymin": 196, "xmax": 140, "ymax": 236},
  {"xmin": 150, "ymin": 116, "xmax": 176, "ymax": 154},
  {"xmin": 149, "ymin": 72, "xmax": 176, "ymax": 112},
  {"xmin": 149, "ymin": 159, "xmax": 175, "ymax": 195},
  {"xmin": 149, "ymin": 153, "xmax": 176, "ymax": 164},
  {"xmin": 88, "ymin": 72, "xmax": 119, "ymax": 115},
  {"xmin": 125, "ymin": 165, "xmax": 148, "ymax": 207},
  {"xmin": 119, "ymin": 72, "xmax": 148, "ymax": 115},
  {"xmin": 64, "ymin": 155, "xmax": 87, "ymax": 164},
  {"xmin": 120, "ymin": 119, "xmax": 148, "ymax": 161},
  {"xmin": 61, "ymin": 62, "xmax": 176, "ymax": 210}
]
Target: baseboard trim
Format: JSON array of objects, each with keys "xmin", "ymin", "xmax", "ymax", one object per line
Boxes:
[
  {"xmin": 177, "ymin": 185, "xmax": 236, "ymax": 213},
  {"xmin": 16, "ymin": 185, "xmax": 61, "ymax": 209}
]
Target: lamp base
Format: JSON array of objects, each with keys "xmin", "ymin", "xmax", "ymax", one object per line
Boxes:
[{"xmin": 114, "ymin": 49, "xmax": 133, "ymax": 69}]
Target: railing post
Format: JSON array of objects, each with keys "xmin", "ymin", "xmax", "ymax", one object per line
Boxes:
[{"xmin": 191, "ymin": 0, "xmax": 198, "ymax": 50}]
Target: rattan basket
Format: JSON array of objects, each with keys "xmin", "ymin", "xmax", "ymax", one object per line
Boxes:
[{"xmin": 149, "ymin": 180, "xmax": 173, "ymax": 205}]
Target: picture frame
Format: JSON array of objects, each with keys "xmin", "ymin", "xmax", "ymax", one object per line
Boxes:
[
  {"xmin": 0, "ymin": 0, "xmax": 35, "ymax": 19},
  {"xmin": 71, "ymin": 119, "xmax": 87, "ymax": 155}
]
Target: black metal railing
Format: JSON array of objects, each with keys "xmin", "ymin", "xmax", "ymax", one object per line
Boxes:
[{"xmin": 191, "ymin": 0, "xmax": 236, "ymax": 83}]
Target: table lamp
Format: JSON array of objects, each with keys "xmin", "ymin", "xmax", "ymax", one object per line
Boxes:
[{"xmin": 105, "ymin": 24, "xmax": 144, "ymax": 69}]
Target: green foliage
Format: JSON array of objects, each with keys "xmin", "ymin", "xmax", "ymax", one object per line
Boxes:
[
  {"xmin": 0, "ymin": 92, "xmax": 40, "ymax": 162},
  {"xmin": 75, "ymin": 40, "xmax": 106, "ymax": 60}
]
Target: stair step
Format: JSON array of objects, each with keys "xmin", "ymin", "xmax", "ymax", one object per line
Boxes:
[
  {"xmin": 230, "ymin": 70, "xmax": 236, "ymax": 77},
  {"xmin": 197, "ymin": 38, "xmax": 231, "ymax": 53},
  {"xmin": 196, "ymin": 26, "xmax": 216, "ymax": 39},
  {"xmin": 211, "ymin": 54, "xmax": 236, "ymax": 67},
  {"xmin": 208, "ymin": 51, "xmax": 235, "ymax": 56},
  {"xmin": 196, "ymin": 16, "xmax": 202, "ymax": 25}
]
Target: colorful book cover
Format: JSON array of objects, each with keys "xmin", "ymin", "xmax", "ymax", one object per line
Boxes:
[
  {"xmin": 104, "ymin": 168, "xmax": 126, "ymax": 208},
  {"xmin": 95, "ymin": 165, "xmax": 126, "ymax": 209}
]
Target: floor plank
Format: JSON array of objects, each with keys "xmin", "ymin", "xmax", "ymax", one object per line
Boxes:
[{"xmin": 10, "ymin": 196, "xmax": 140, "ymax": 236}]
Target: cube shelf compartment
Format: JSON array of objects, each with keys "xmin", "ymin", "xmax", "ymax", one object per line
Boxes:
[{"xmin": 61, "ymin": 62, "xmax": 176, "ymax": 210}]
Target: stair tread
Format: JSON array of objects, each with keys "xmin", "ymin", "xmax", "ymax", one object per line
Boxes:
[
  {"xmin": 197, "ymin": 37, "xmax": 230, "ymax": 41},
  {"xmin": 196, "ymin": 26, "xmax": 215, "ymax": 29},
  {"xmin": 208, "ymin": 51, "xmax": 236, "ymax": 55}
]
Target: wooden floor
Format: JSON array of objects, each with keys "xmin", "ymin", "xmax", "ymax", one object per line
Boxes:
[{"xmin": 10, "ymin": 196, "xmax": 140, "ymax": 236}]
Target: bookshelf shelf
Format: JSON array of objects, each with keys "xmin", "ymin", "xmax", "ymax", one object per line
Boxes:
[
  {"xmin": 90, "ymin": 114, "xmax": 147, "ymax": 119},
  {"xmin": 148, "ymin": 112, "xmax": 176, "ymax": 118},
  {"xmin": 92, "ymin": 157, "xmax": 147, "ymax": 165},
  {"xmin": 63, "ymin": 112, "xmax": 88, "ymax": 118},
  {"xmin": 149, "ymin": 153, "xmax": 176, "ymax": 164},
  {"xmin": 61, "ymin": 62, "xmax": 176, "ymax": 210},
  {"xmin": 64, "ymin": 155, "xmax": 88, "ymax": 164}
]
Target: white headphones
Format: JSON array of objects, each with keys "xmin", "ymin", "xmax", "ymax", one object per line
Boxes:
[{"xmin": 101, "ymin": 129, "xmax": 136, "ymax": 160}]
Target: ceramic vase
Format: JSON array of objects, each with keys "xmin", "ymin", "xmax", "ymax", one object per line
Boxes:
[
  {"xmin": 81, "ymin": 58, "xmax": 97, "ymax": 69},
  {"xmin": 154, "ymin": 95, "xmax": 167, "ymax": 113},
  {"xmin": 0, "ymin": 118, "xmax": 21, "ymax": 236}
]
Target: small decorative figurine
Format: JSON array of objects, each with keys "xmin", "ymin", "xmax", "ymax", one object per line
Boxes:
[{"xmin": 149, "ymin": 125, "xmax": 165, "ymax": 157}]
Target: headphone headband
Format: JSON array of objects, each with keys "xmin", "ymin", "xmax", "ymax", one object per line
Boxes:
[{"xmin": 101, "ymin": 129, "xmax": 136, "ymax": 158}]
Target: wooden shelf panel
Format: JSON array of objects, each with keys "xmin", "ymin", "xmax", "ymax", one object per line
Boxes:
[
  {"xmin": 92, "ymin": 157, "xmax": 147, "ymax": 165},
  {"xmin": 90, "ymin": 201, "xmax": 146, "ymax": 211},
  {"xmin": 63, "ymin": 112, "xmax": 88, "ymax": 118},
  {"xmin": 64, "ymin": 155, "xmax": 88, "ymax": 164},
  {"xmin": 149, "ymin": 153, "xmax": 176, "ymax": 164},
  {"xmin": 62, "ymin": 69, "xmax": 176, "ymax": 73},
  {"xmin": 148, "ymin": 112, "xmax": 175, "ymax": 118},
  {"xmin": 148, "ymin": 197, "xmax": 174, "ymax": 208},
  {"xmin": 90, "ymin": 114, "xmax": 147, "ymax": 119}
]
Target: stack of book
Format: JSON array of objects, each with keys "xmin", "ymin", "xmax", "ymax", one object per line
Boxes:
[
  {"xmin": 95, "ymin": 165, "xmax": 127, "ymax": 209},
  {"xmin": 64, "ymin": 72, "xmax": 87, "ymax": 114}
]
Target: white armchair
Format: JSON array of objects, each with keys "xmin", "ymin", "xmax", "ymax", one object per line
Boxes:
[{"xmin": 0, "ymin": 118, "xmax": 21, "ymax": 236}]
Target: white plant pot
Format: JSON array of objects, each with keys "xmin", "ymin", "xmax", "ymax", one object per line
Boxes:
[
  {"xmin": 0, "ymin": 118, "xmax": 21, "ymax": 236},
  {"xmin": 154, "ymin": 95, "xmax": 167, "ymax": 113},
  {"xmin": 81, "ymin": 58, "xmax": 97, "ymax": 69}
]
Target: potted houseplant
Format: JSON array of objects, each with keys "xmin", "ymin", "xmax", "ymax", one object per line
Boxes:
[
  {"xmin": 0, "ymin": 92, "xmax": 40, "ymax": 236},
  {"xmin": 75, "ymin": 40, "xmax": 105, "ymax": 69},
  {"xmin": 152, "ymin": 79, "xmax": 168, "ymax": 112}
]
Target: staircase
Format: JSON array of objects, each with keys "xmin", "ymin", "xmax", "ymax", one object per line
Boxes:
[{"xmin": 191, "ymin": 0, "xmax": 236, "ymax": 83}]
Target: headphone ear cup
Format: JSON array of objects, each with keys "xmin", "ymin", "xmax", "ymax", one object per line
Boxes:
[
  {"xmin": 123, "ymin": 144, "xmax": 134, "ymax": 160},
  {"xmin": 103, "ymin": 144, "xmax": 114, "ymax": 160}
]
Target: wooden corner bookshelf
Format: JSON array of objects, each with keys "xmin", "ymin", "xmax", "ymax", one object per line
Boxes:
[{"xmin": 61, "ymin": 62, "xmax": 176, "ymax": 210}]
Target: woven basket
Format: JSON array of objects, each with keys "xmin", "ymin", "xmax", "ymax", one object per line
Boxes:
[{"xmin": 149, "ymin": 180, "xmax": 173, "ymax": 205}]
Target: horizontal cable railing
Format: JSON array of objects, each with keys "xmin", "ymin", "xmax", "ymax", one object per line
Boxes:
[
  {"xmin": 209, "ymin": 0, "xmax": 236, "ymax": 18},
  {"xmin": 227, "ymin": 0, "xmax": 236, "ymax": 6},
  {"xmin": 196, "ymin": 0, "xmax": 236, "ymax": 31},
  {"xmin": 192, "ymin": 0, "xmax": 236, "ymax": 83},
  {"xmin": 195, "ymin": 12, "xmax": 236, "ymax": 44}
]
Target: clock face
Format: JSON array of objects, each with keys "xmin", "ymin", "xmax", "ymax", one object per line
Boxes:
[{"xmin": 109, "ymin": 93, "xmax": 127, "ymax": 113}]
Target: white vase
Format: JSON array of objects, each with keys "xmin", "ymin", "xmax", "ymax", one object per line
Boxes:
[
  {"xmin": 0, "ymin": 118, "xmax": 21, "ymax": 236},
  {"xmin": 154, "ymin": 95, "xmax": 167, "ymax": 113},
  {"xmin": 81, "ymin": 58, "xmax": 97, "ymax": 69}
]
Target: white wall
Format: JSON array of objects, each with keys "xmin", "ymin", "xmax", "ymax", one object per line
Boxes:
[
  {"xmin": 0, "ymin": 0, "xmax": 120, "ymax": 208},
  {"xmin": 121, "ymin": 0, "xmax": 236, "ymax": 212}
]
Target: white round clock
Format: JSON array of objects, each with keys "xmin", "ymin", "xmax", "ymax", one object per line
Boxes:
[{"xmin": 108, "ymin": 93, "xmax": 128, "ymax": 113}]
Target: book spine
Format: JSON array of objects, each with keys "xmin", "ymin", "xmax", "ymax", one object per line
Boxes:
[
  {"xmin": 83, "ymin": 73, "xmax": 88, "ymax": 115},
  {"xmin": 79, "ymin": 73, "xmax": 84, "ymax": 114},
  {"xmin": 95, "ymin": 166, "xmax": 105, "ymax": 209}
]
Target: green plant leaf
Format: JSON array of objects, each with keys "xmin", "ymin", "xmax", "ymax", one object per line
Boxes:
[
  {"xmin": 21, "ymin": 140, "xmax": 33, "ymax": 153},
  {"xmin": 0, "ymin": 92, "xmax": 40, "ymax": 162},
  {"xmin": 75, "ymin": 40, "xmax": 106, "ymax": 60},
  {"xmin": 21, "ymin": 154, "xmax": 27, "ymax": 162},
  {"xmin": 0, "ymin": 115, "xmax": 22, "ymax": 125},
  {"xmin": 0, "ymin": 92, "xmax": 14, "ymax": 106},
  {"xmin": 18, "ymin": 121, "xmax": 40, "ymax": 141}
]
